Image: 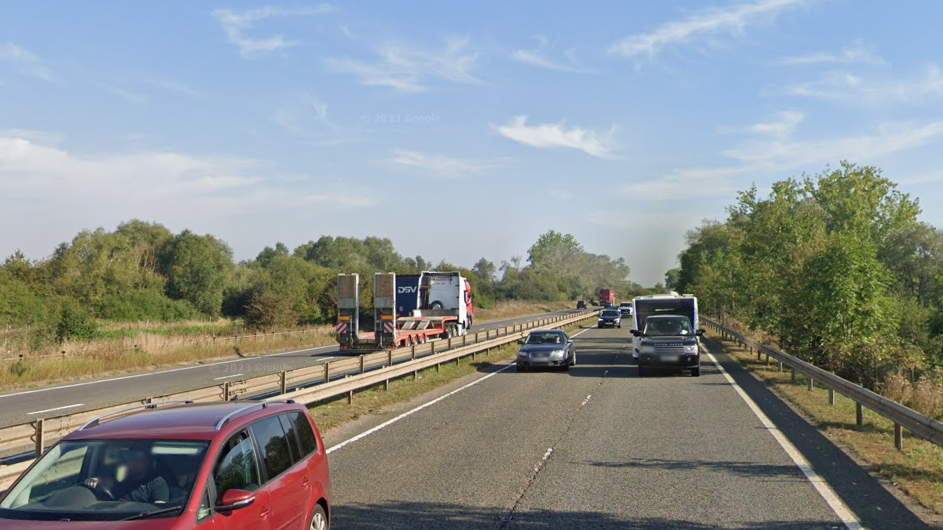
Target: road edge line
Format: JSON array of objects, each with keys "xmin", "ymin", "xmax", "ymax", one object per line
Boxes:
[{"xmin": 705, "ymin": 351, "xmax": 864, "ymax": 530}]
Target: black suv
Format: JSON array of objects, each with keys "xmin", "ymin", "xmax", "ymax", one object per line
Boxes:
[{"xmin": 576, "ymin": 300, "xmax": 587, "ymax": 309}]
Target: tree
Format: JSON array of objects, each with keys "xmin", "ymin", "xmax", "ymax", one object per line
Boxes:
[{"xmin": 163, "ymin": 230, "xmax": 233, "ymax": 317}]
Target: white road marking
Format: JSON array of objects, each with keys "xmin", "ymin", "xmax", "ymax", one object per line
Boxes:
[
  {"xmin": 327, "ymin": 319, "xmax": 592, "ymax": 455},
  {"xmin": 581, "ymin": 395, "xmax": 592, "ymax": 407},
  {"xmin": 213, "ymin": 373, "xmax": 244, "ymax": 381},
  {"xmin": 28, "ymin": 403, "xmax": 84, "ymax": 415},
  {"xmin": 705, "ymin": 351, "xmax": 864, "ymax": 530},
  {"xmin": 327, "ymin": 364, "xmax": 515, "ymax": 454}
]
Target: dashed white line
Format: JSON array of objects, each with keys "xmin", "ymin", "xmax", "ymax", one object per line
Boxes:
[
  {"xmin": 213, "ymin": 373, "xmax": 244, "ymax": 381},
  {"xmin": 705, "ymin": 351, "xmax": 864, "ymax": 530},
  {"xmin": 581, "ymin": 395, "xmax": 592, "ymax": 407},
  {"xmin": 28, "ymin": 403, "xmax": 84, "ymax": 415}
]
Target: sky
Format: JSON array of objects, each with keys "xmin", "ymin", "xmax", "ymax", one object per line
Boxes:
[{"xmin": 1, "ymin": 0, "xmax": 942, "ymax": 285}]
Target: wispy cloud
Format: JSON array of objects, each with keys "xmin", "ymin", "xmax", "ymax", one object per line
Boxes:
[
  {"xmin": 609, "ymin": 0, "xmax": 811, "ymax": 60},
  {"xmin": 0, "ymin": 133, "xmax": 376, "ymax": 256},
  {"xmin": 779, "ymin": 40, "xmax": 886, "ymax": 66},
  {"xmin": 789, "ymin": 64, "xmax": 943, "ymax": 104},
  {"xmin": 721, "ymin": 110, "xmax": 804, "ymax": 139},
  {"xmin": 388, "ymin": 149, "xmax": 497, "ymax": 178},
  {"xmin": 0, "ymin": 41, "xmax": 54, "ymax": 81},
  {"xmin": 101, "ymin": 83, "xmax": 149, "ymax": 103},
  {"xmin": 212, "ymin": 4, "xmax": 335, "ymax": 58},
  {"xmin": 511, "ymin": 36, "xmax": 588, "ymax": 73},
  {"xmin": 494, "ymin": 116, "xmax": 616, "ymax": 158},
  {"xmin": 630, "ymin": 118, "xmax": 943, "ymax": 202},
  {"xmin": 143, "ymin": 78, "xmax": 204, "ymax": 97},
  {"xmin": 326, "ymin": 36, "xmax": 480, "ymax": 92}
]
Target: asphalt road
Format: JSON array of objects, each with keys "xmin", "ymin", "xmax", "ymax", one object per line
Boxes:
[
  {"xmin": 323, "ymin": 324, "xmax": 936, "ymax": 529},
  {"xmin": 0, "ymin": 309, "xmax": 583, "ymax": 428}
]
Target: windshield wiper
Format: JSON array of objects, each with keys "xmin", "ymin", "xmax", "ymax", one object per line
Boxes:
[{"xmin": 121, "ymin": 505, "xmax": 183, "ymax": 521}]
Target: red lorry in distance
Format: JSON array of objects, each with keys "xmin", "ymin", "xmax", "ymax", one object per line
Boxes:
[{"xmin": 599, "ymin": 289, "xmax": 616, "ymax": 307}]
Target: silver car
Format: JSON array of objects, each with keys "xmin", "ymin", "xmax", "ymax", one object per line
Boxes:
[{"xmin": 516, "ymin": 330, "xmax": 576, "ymax": 372}]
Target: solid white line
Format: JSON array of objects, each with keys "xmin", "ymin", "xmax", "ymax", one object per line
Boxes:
[
  {"xmin": 705, "ymin": 351, "xmax": 864, "ymax": 530},
  {"xmin": 0, "ymin": 345, "xmax": 338, "ymax": 399},
  {"xmin": 27, "ymin": 403, "xmax": 84, "ymax": 415},
  {"xmin": 327, "ymin": 364, "xmax": 515, "ymax": 454},
  {"xmin": 213, "ymin": 373, "xmax": 244, "ymax": 381}
]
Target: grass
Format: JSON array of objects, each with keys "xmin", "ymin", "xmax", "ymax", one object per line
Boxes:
[
  {"xmin": 0, "ymin": 328, "xmax": 336, "ymax": 390},
  {"xmin": 475, "ymin": 300, "xmax": 573, "ymax": 321},
  {"xmin": 708, "ymin": 329, "xmax": 943, "ymax": 516}
]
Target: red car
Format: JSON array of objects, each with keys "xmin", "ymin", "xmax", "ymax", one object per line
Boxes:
[{"xmin": 0, "ymin": 400, "xmax": 331, "ymax": 530}]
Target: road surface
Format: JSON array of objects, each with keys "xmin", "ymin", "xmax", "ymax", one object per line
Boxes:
[{"xmin": 322, "ymin": 323, "xmax": 934, "ymax": 529}]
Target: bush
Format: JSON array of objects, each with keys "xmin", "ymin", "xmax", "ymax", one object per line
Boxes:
[
  {"xmin": 98, "ymin": 290, "xmax": 202, "ymax": 322},
  {"xmin": 56, "ymin": 302, "xmax": 98, "ymax": 343}
]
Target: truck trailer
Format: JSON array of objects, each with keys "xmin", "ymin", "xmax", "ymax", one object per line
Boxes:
[
  {"xmin": 598, "ymin": 289, "xmax": 616, "ymax": 307},
  {"xmin": 335, "ymin": 271, "xmax": 474, "ymax": 351}
]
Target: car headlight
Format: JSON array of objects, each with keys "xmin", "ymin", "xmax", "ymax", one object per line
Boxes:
[
  {"xmin": 551, "ymin": 349, "xmax": 565, "ymax": 358},
  {"xmin": 684, "ymin": 345, "xmax": 698, "ymax": 354},
  {"xmin": 640, "ymin": 345, "xmax": 655, "ymax": 354},
  {"xmin": 517, "ymin": 350, "xmax": 529, "ymax": 357}
]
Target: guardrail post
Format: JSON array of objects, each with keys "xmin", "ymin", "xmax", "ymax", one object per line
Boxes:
[
  {"xmin": 347, "ymin": 389, "xmax": 353, "ymax": 405},
  {"xmin": 323, "ymin": 362, "xmax": 330, "ymax": 384},
  {"xmin": 829, "ymin": 388, "xmax": 835, "ymax": 406},
  {"xmin": 463, "ymin": 335, "xmax": 467, "ymax": 347},
  {"xmin": 474, "ymin": 332, "xmax": 480, "ymax": 343},
  {"xmin": 895, "ymin": 423, "xmax": 903, "ymax": 451},
  {"xmin": 778, "ymin": 361, "xmax": 783, "ymax": 373},
  {"xmin": 791, "ymin": 367, "xmax": 796, "ymax": 384},
  {"xmin": 223, "ymin": 382, "xmax": 231, "ymax": 401},
  {"xmin": 411, "ymin": 344, "xmax": 417, "ymax": 361},
  {"xmin": 279, "ymin": 371, "xmax": 287, "ymax": 395},
  {"xmin": 33, "ymin": 418, "xmax": 44, "ymax": 457},
  {"xmin": 807, "ymin": 377, "xmax": 813, "ymax": 391},
  {"xmin": 765, "ymin": 353, "xmax": 770, "ymax": 366},
  {"xmin": 448, "ymin": 337, "xmax": 453, "ymax": 350},
  {"xmin": 387, "ymin": 350, "xmax": 393, "ymax": 368},
  {"xmin": 431, "ymin": 341, "xmax": 436, "ymax": 355},
  {"xmin": 359, "ymin": 355, "xmax": 365, "ymax": 374},
  {"xmin": 856, "ymin": 403, "xmax": 864, "ymax": 427}
]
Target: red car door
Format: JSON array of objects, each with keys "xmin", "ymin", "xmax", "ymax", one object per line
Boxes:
[
  {"xmin": 207, "ymin": 430, "xmax": 275, "ymax": 530},
  {"xmin": 250, "ymin": 415, "xmax": 306, "ymax": 530}
]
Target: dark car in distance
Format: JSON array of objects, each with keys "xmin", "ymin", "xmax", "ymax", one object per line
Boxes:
[
  {"xmin": 576, "ymin": 300, "xmax": 587, "ymax": 309},
  {"xmin": 632, "ymin": 314, "xmax": 703, "ymax": 377},
  {"xmin": 516, "ymin": 330, "xmax": 576, "ymax": 371},
  {"xmin": 0, "ymin": 400, "xmax": 331, "ymax": 530}
]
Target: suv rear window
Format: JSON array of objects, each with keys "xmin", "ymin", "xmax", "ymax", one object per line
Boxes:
[
  {"xmin": 249, "ymin": 416, "xmax": 293, "ymax": 480},
  {"xmin": 290, "ymin": 412, "xmax": 319, "ymax": 457}
]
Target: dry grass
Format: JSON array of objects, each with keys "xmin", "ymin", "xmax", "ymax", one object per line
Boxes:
[
  {"xmin": 475, "ymin": 300, "xmax": 572, "ymax": 321},
  {"xmin": 709, "ymin": 330, "xmax": 943, "ymax": 516},
  {"xmin": 0, "ymin": 327, "xmax": 336, "ymax": 390}
]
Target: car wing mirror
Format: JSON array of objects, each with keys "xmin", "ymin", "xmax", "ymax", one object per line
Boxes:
[
  {"xmin": 696, "ymin": 329, "xmax": 705, "ymax": 336},
  {"xmin": 217, "ymin": 489, "xmax": 255, "ymax": 512},
  {"xmin": 630, "ymin": 329, "xmax": 641, "ymax": 337}
]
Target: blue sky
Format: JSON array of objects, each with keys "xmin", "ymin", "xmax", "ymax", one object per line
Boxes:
[{"xmin": 1, "ymin": 0, "xmax": 942, "ymax": 285}]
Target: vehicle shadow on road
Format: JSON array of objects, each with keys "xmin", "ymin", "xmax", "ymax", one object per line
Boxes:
[
  {"xmin": 331, "ymin": 500, "xmax": 845, "ymax": 529},
  {"xmin": 702, "ymin": 337, "xmax": 942, "ymax": 530},
  {"xmin": 584, "ymin": 457, "xmax": 806, "ymax": 481}
]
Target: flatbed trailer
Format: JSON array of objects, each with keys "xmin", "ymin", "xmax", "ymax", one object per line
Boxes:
[{"xmin": 335, "ymin": 272, "xmax": 471, "ymax": 352}]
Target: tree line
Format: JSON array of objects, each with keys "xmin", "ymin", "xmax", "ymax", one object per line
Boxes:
[
  {"xmin": 0, "ymin": 225, "xmax": 634, "ymax": 345},
  {"xmin": 670, "ymin": 162, "xmax": 943, "ymax": 388}
]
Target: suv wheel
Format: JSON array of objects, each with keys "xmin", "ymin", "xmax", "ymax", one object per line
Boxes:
[
  {"xmin": 691, "ymin": 367, "xmax": 701, "ymax": 377},
  {"xmin": 310, "ymin": 504, "xmax": 329, "ymax": 530}
]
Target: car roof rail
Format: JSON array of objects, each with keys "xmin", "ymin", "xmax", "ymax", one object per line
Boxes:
[
  {"xmin": 79, "ymin": 400, "xmax": 195, "ymax": 431},
  {"xmin": 214, "ymin": 399, "xmax": 296, "ymax": 431}
]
